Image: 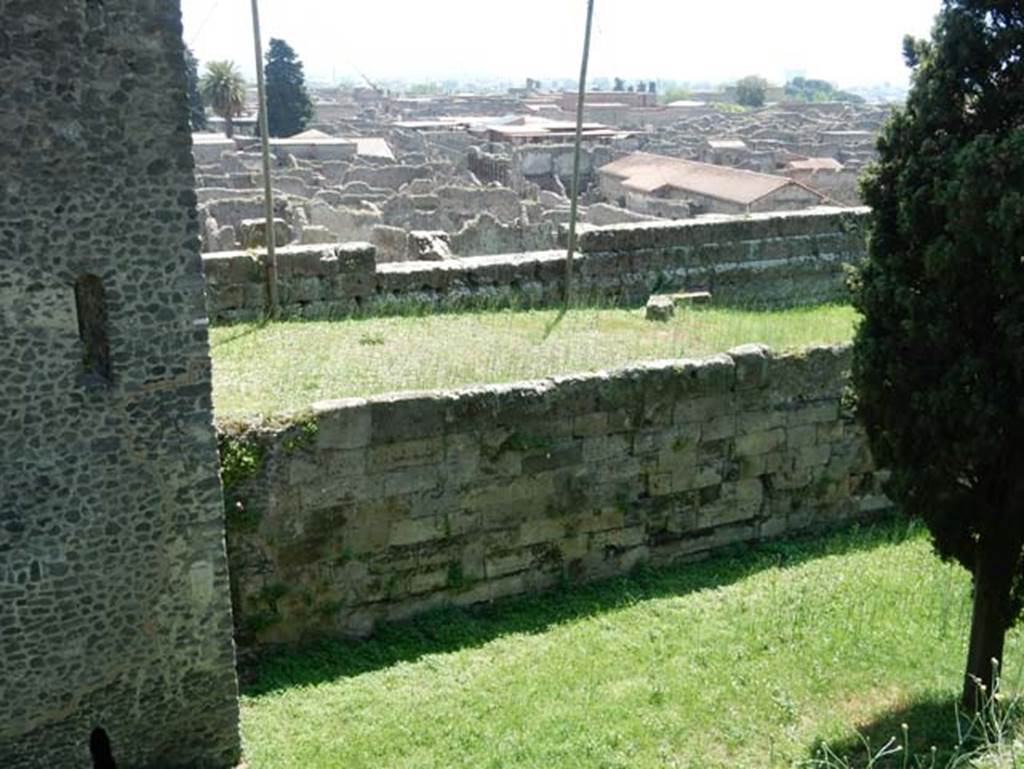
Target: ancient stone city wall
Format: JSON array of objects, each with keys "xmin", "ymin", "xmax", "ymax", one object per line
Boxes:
[
  {"xmin": 223, "ymin": 344, "xmax": 889, "ymax": 653},
  {"xmin": 203, "ymin": 207, "xmax": 869, "ymax": 322}
]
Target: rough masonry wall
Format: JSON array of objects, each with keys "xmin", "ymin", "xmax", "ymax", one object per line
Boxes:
[
  {"xmin": 0, "ymin": 3, "xmax": 240, "ymax": 767},
  {"xmin": 224, "ymin": 345, "xmax": 889, "ymax": 652},
  {"xmin": 204, "ymin": 207, "xmax": 869, "ymax": 322}
]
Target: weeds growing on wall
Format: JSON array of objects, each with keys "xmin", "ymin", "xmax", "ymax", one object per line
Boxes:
[{"xmin": 218, "ymin": 430, "xmax": 267, "ymax": 531}]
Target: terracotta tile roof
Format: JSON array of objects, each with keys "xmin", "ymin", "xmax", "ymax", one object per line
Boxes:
[{"xmin": 600, "ymin": 152, "xmax": 821, "ymax": 205}]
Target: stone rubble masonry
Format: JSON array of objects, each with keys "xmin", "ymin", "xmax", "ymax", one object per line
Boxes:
[
  {"xmin": 204, "ymin": 206, "xmax": 870, "ymax": 321},
  {"xmin": 1, "ymin": 2, "xmax": 240, "ymax": 767},
  {"xmin": 224, "ymin": 344, "xmax": 890, "ymax": 654}
]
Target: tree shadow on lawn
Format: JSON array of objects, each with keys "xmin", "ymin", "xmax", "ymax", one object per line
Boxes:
[
  {"xmin": 243, "ymin": 515, "xmax": 914, "ymax": 697},
  {"xmin": 804, "ymin": 694, "xmax": 971, "ymax": 768}
]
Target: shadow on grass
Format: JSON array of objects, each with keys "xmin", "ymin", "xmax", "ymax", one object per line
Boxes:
[
  {"xmin": 209, "ymin": 296, "xmax": 854, "ymax": 332},
  {"xmin": 541, "ymin": 306, "xmax": 569, "ymax": 340},
  {"xmin": 243, "ymin": 515, "xmax": 917, "ymax": 697},
  {"xmin": 804, "ymin": 694, "xmax": 967, "ymax": 768},
  {"xmin": 209, "ymin": 316, "xmax": 271, "ymax": 348}
]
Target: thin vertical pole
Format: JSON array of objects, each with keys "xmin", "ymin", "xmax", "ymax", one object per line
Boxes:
[
  {"xmin": 251, "ymin": 0, "xmax": 278, "ymax": 317},
  {"xmin": 564, "ymin": 0, "xmax": 596, "ymax": 310}
]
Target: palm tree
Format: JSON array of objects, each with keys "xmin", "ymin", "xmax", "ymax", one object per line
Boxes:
[{"xmin": 200, "ymin": 60, "xmax": 246, "ymax": 138}]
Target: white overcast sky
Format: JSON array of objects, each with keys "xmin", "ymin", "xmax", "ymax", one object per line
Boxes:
[{"xmin": 181, "ymin": 0, "xmax": 942, "ymax": 87}]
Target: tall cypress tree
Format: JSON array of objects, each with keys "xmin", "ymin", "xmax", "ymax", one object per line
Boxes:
[
  {"xmin": 264, "ymin": 38, "xmax": 314, "ymax": 137},
  {"xmin": 852, "ymin": 0, "xmax": 1024, "ymax": 709},
  {"xmin": 184, "ymin": 46, "xmax": 207, "ymax": 131}
]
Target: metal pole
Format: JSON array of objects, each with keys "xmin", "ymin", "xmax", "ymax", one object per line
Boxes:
[
  {"xmin": 564, "ymin": 0, "xmax": 596, "ymax": 310},
  {"xmin": 251, "ymin": 0, "xmax": 278, "ymax": 317}
]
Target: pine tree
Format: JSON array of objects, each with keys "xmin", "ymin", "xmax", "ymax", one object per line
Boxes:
[
  {"xmin": 264, "ymin": 38, "xmax": 313, "ymax": 138},
  {"xmin": 852, "ymin": 0, "xmax": 1024, "ymax": 710}
]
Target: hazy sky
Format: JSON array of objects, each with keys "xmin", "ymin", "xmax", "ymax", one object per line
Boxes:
[{"xmin": 182, "ymin": 0, "xmax": 942, "ymax": 87}]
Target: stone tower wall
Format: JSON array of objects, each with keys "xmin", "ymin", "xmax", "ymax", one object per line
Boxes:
[{"xmin": 0, "ymin": 2, "xmax": 240, "ymax": 766}]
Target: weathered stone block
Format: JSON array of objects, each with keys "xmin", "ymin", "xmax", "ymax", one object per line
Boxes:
[
  {"xmin": 522, "ymin": 442, "xmax": 583, "ymax": 473},
  {"xmin": 572, "ymin": 411, "xmax": 609, "ymax": 438},
  {"xmin": 314, "ymin": 399, "xmax": 372, "ymax": 450},
  {"xmin": 239, "ymin": 217, "xmax": 289, "ymax": 249},
  {"xmin": 370, "ymin": 392, "xmax": 447, "ymax": 443},
  {"xmin": 787, "ymin": 401, "xmax": 840, "ymax": 426},
  {"xmin": 737, "ymin": 409, "xmax": 786, "ymax": 435},
  {"xmin": 674, "ymin": 395, "xmax": 731, "ymax": 424},
  {"xmin": 389, "ymin": 516, "xmax": 446, "ymax": 547},
  {"xmin": 699, "ymin": 479, "xmax": 764, "ymax": 528},
  {"xmin": 692, "ymin": 354, "xmax": 736, "ymax": 394},
  {"xmin": 702, "ymin": 415, "xmax": 736, "ymax": 442},
  {"xmin": 582, "ymin": 434, "xmax": 631, "ymax": 463},
  {"xmin": 382, "ymin": 466, "xmax": 442, "ymax": 497},
  {"xmin": 735, "ymin": 428, "xmax": 786, "ymax": 457},
  {"xmin": 795, "ymin": 444, "xmax": 832, "ymax": 469},
  {"xmin": 519, "ymin": 518, "xmax": 568, "ymax": 546},
  {"xmin": 787, "ymin": 424, "xmax": 818, "ymax": 449},
  {"xmin": 486, "ymin": 549, "xmax": 534, "ymax": 578},
  {"xmin": 591, "ymin": 526, "xmax": 646, "ymax": 550},
  {"xmin": 369, "ymin": 437, "xmax": 444, "ymax": 472},
  {"xmin": 409, "ymin": 568, "xmax": 450, "ymax": 595},
  {"xmin": 645, "ymin": 294, "xmax": 675, "ymax": 321},
  {"xmin": 728, "ymin": 344, "xmax": 770, "ymax": 390}
]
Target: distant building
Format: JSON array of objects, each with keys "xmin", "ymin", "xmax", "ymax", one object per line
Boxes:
[
  {"xmin": 785, "ymin": 157, "xmax": 845, "ymax": 172},
  {"xmin": 287, "ymin": 129, "xmax": 395, "ymax": 160},
  {"xmin": 558, "ymin": 90, "xmax": 658, "ymax": 111},
  {"xmin": 701, "ymin": 138, "xmax": 751, "ymax": 166},
  {"xmin": 598, "ymin": 152, "xmax": 828, "ymax": 215},
  {"xmin": 478, "ymin": 116, "xmax": 627, "ymax": 144},
  {"xmin": 258, "ymin": 130, "xmax": 359, "ymax": 161},
  {"xmin": 192, "ymin": 132, "xmax": 236, "ymax": 164},
  {"xmin": 782, "ymin": 157, "xmax": 861, "ymax": 206},
  {"xmin": 394, "ymin": 114, "xmax": 629, "ymax": 145},
  {"xmin": 207, "ymin": 114, "xmax": 258, "ymax": 136}
]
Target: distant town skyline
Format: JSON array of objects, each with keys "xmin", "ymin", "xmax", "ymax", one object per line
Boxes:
[{"xmin": 182, "ymin": 0, "xmax": 942, "ymax": 89}]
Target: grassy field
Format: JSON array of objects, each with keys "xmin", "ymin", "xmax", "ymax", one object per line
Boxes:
[
  {"xmin": 240, "ymin": 520, "xmax": 1021, "ymax": 769},
  {"xmin": 211, "ymin": 303, "xmax": 857, "ymax": 417}
]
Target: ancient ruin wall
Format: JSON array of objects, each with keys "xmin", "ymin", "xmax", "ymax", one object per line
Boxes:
[
  {"xmin": 224, "ymin": 345, "xmax": 889, "ymax": 652},
  {"xmin": 204, "ymin": 207, "xmax": 869, "ymax": 322},
  {"xmin": 0, "ymin": 3, "xmax": 240, "ymax": 766}
]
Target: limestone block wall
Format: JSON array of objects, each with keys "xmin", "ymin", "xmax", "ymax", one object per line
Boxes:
[
  {"xmin": 224, "ymin": 345, "xmax": 889, "ymax": 652},
  {"xmin": 1, "ymin": 2, "xmax": 240, "ymax": 767},
  {"xmin": 204, "ymin": 207, "xmax": 869, "ymax": 321}
]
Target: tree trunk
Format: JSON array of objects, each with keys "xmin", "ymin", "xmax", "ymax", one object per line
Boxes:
[
  {"xmin": 962, "ymin": 536, "xmax": 1018, "ymax": 710},
  {"xmin": 225, "ymin": 115, "xmax": 234, "ymax": 139}
]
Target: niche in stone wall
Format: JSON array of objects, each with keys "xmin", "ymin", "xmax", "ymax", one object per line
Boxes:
[{"xmin": 74, "ymin": 275, "xmax": 112, "ymax": 385}]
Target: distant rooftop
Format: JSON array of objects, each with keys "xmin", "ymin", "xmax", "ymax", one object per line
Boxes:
[
  {"xmin": 345, "ymin": 137, "xmax": 395, "ymax": 161},
  {"xmin": 192, "ymin": 133, "xmax": 234, "ymax": 145},
  {"xmin": 707, "ymin": 139, "xmax": 749, "ymax": 151},
  {"xmin": 281, "ymin": 130, "xmax": 394, "ymax": 160},
  {"xmin": 786, "ymin": 157, "xmax": 845, "ymax": 172},
  {"xmin": 395, "ymin": 114, "xmax": 628, "ymax": 141},
  {"xmin": 599, "ymin": 152, "xmax": 822, "ymax": 206}
]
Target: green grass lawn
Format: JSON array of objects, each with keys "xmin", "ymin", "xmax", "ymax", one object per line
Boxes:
[
  {"xmin": 240, "ymin": 520, "xmax": 1022, "ymax": 769},
  {"xmin": 211, "ymin": 303, "xmax": 858, "ymax": 417}
]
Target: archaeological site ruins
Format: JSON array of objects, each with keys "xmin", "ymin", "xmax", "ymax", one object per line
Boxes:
[{"xmin": 2, "ymin": 1, "xmax": 912, "ymax": 766}]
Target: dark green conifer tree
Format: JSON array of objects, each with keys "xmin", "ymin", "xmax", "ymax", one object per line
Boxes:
[
  {"xmin": 185, "ymin": 46, "xmax": 207, "ymax": 131},
  {"xmin": 852, "ymin": 0, "xmax": 1024, "ymax": 709},
  {"xmin": 264, "ymin": 38, "xmax": 313, "ymax": 138}
]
